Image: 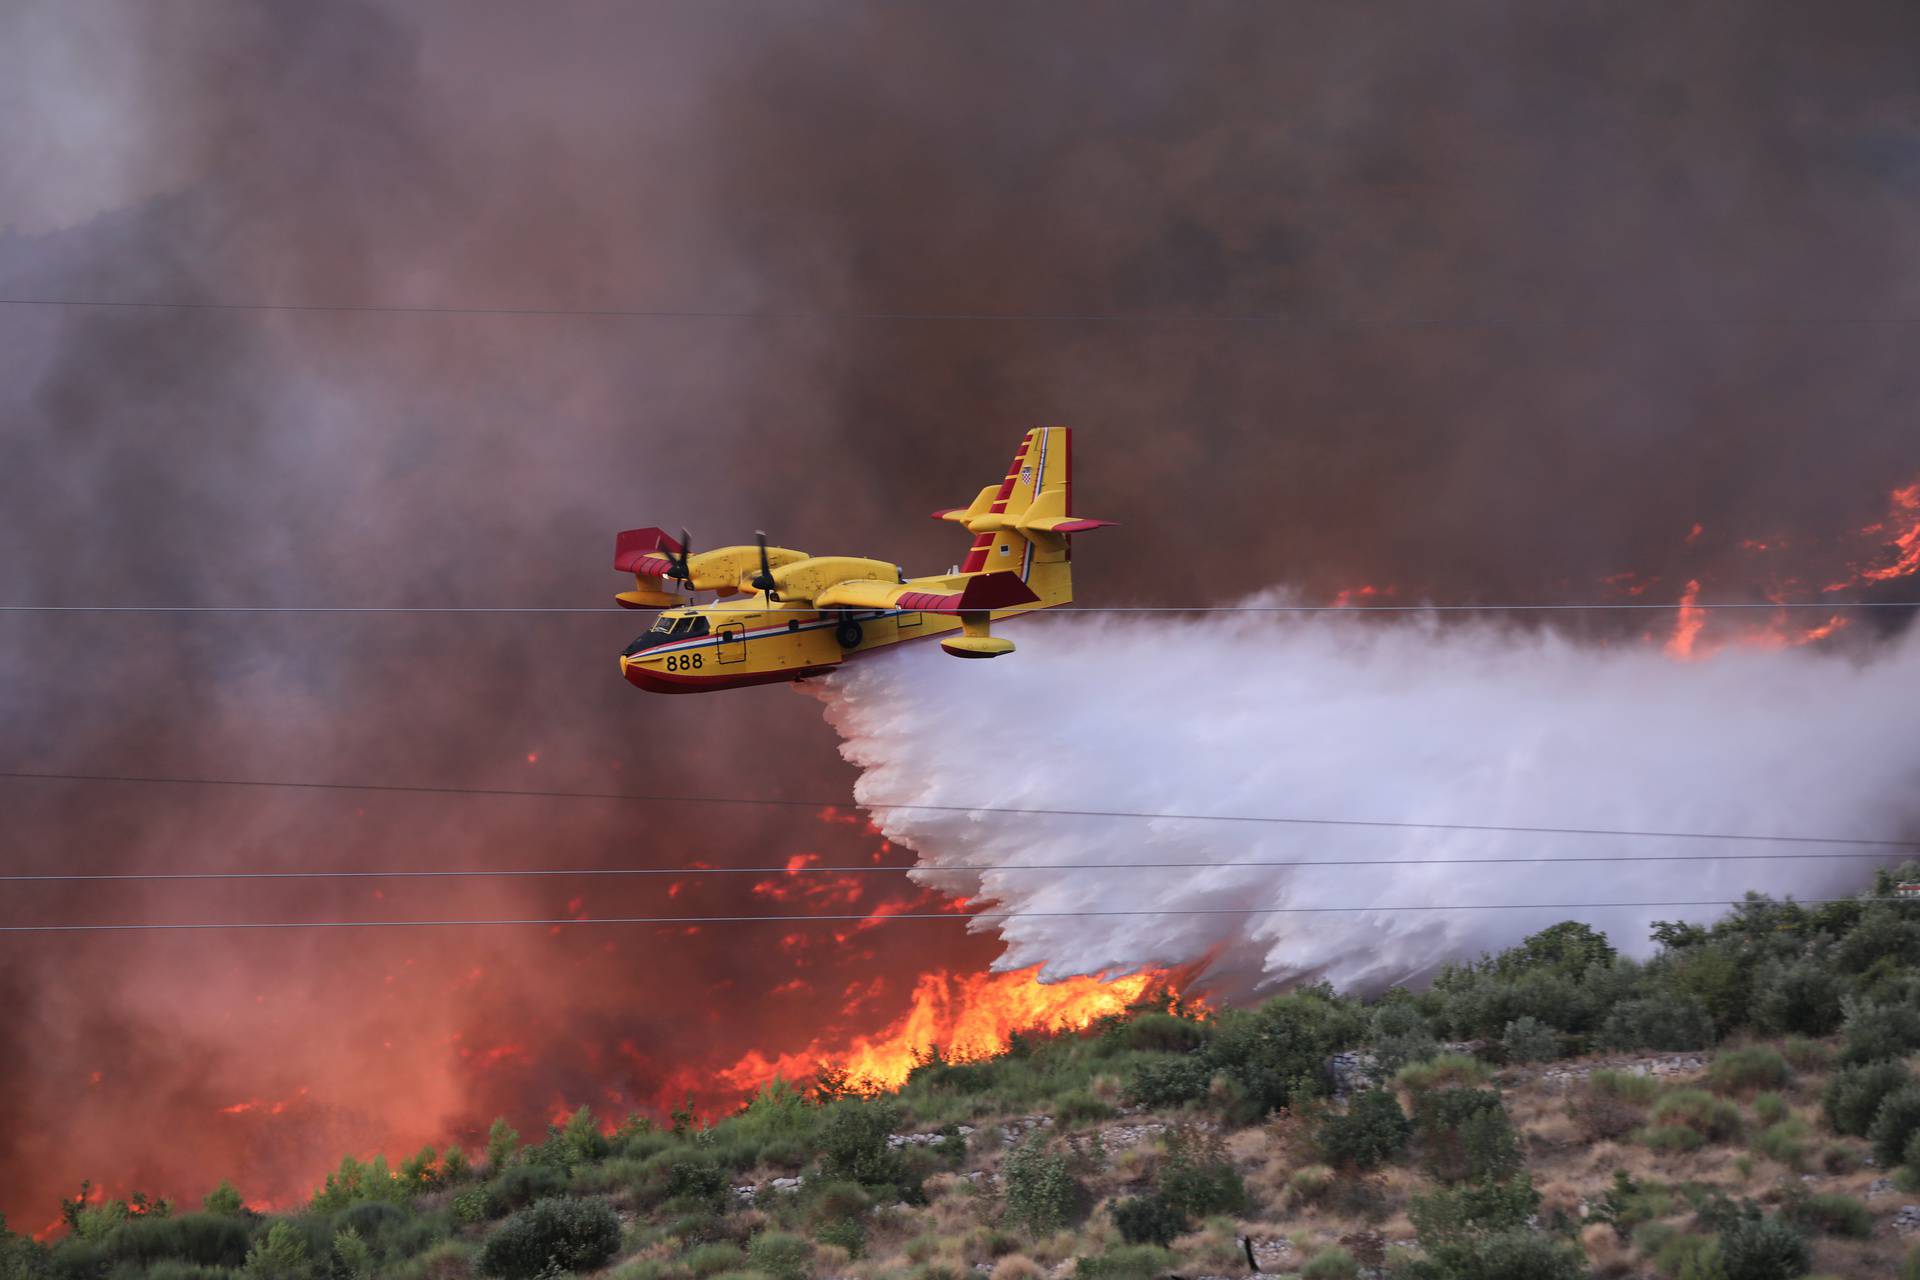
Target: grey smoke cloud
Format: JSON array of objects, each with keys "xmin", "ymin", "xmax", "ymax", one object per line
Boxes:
[
  {"xmin": 4, "ymin": 0, "xmax": 1920, "ymax": 1226},
  {"xmin": 820, "ymin": 607, "xmax": 1920, "ymax": 995}
]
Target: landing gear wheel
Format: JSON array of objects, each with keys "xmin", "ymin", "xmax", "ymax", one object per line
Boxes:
[{"xmin": 835, "ymin": 617, "xmax": 864, "ymax": 649}]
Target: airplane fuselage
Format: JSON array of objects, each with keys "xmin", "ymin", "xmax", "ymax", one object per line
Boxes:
[{"xmin": 617, "ymin": 594, "xmax": 1052, "ymax": 693}]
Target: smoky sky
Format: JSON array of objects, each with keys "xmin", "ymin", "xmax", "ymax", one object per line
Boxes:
[{"xmin": 3, "ymin": 0, "xmax": 1919, "ymax": 1225}]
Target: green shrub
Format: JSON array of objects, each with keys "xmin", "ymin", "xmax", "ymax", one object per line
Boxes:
[
  {"xmin": 1840, "ymin": 997, "xmax": 1920, "ymax": 1065},
  {"xmin": 1751, "ymin": 959, "xmax": 1845, "ymax": 1037},
  {"xmin": 103, "ymin": 1213, "xmax": 253, "ymax": 1268},
  {"xmin": 1500, "ymin": 1017, "xmax": 1558, "ymax": 1064},
  {"xmin": 1871, "ymin": 1087, "xmax": 1920, "ymax": 1167},
  {"xmin": 1717, "ymin": 1213, "xmax": 1812, "ymax": 1280},
  {"xmin": 1590, "ymin": 1069, "xmax": 1662, "ymax": 1105},
  {"xmin": 484, "ymin": 1118, "xmax": 520, "ymax": 1172},
  {"xmin": 1111, "ymin": 1195, "xmax": 1185, "ymax": 1247},
  {"xmin": 1782, "ymin": 1192, "xmax": 1871, "ymax": 1239},
  {"xmin": 1123, "ymin": 1056, "xmax": 1211, "ymax": 1109},
  {"xmin": 1754, "ymin": 1092, "xmax": 1789, "ymax": 1125},
  {"xmin": 1372, "ymin": 1002, "xmax": 1440, "ymax": 1072},
  {"xmin": 1199, "ymin": 991, "xmax": 1362, "ymax": 1117},
  {"xmin": 476, "ymin": 1197, "xmax": 620, "ymax": 1279},
  {"xmin": 486, "ymin": 1165, "xmax": 568, "ymax": 1215},
  {"xmin": 1754, "ymin": 1118, "xmax": 1811, "ymax": 1169},
  {"xmin": 1075, "ymin": 1246, "xmax": 1175, "ymax": 1280},
  {"xmin": 451, "ymin": 1189, "xmax": 490, "ymax": 1225},
  {"xmin": 744, "ymin": 1231, "xmax": 812, "ymax": 1280},
  {"xmin": 680, "ymin": 1243, "xmax": 745, "ymax": 1277},
  {"xmin": 1301, "ymin": 1245, "xmax": 1361, "ymax": 1279},
  {"xmin": 1287, "ymin": 1164, "xmax": 1334, "ymax": 1205},
  {"xmin": 1601, "ymin": 995, "xmax": 1717, "ymax": 1051},
  {"xmin": 200, "ymin": 1182, "xmax": 244, "ymax": 1218},
  {"xmin": 333, "ymin": 1226, "xmax": 374, "ymax": 1280},
  {"xmin": 1317, "ymin": 1089, "xmax": 1411, "ymax": 1170},
  {"xmin": 1782, "ymin": 1038, "xmax": 1833, "ymax": 1072},
  {"xmin": 1105, "ymin": 1012, "xmax": 1207, "ymax": 1055},
  {"xmin": 1642, "ymin": 1124, "xmax": 1707, "ymax": 1152},
  {"xmin": 1905, "ymin": 1245, "xmax": 1920, "ymax": 1280},
  {"xmin": 1710, "ymin": 1048, "xmax": 1791, "ymax": 1095},
  {"xmin": 1001, "ymin": 1138, "xmax": 1080, "ymax": 1233},
  {"xmin": 819, "ymin": 1102, "xmax": 906, "ymax": 1188},
  {"xmin": 1396, "ymin": 1054, "xmax": 1490, "ymax": 1096},
  {"xmin": 1157, "ymin": 1126, "xmax": 1246, "ymax": 1218},
  {"xmin": 1407, "ymin": 1176, "xmax": 1540, "ymax": 1248},
  {"xmin": 815, "ymin": 1217, "xmax": 866, "ymax": 1258},
  {"xmin": 1415, "ymin": 1089, "xmax": 1521, "ymax": 1183},
  {"xmin": 1650, "ymin": 1089, "xmax": 1744, "ymax": 1143},
  {"xmin": 390, "ymin": 1239, "xmax": 474, "ymax": 1280},
  {"xmin": 1053, "ymin": 1091, "xmax": 1116, "ymax": 1126},
  {"xmin": 661, "ymin": 1158, "xmax": 732, "ymax": 1210},
  {"xmin": 1423, "ymin": 1228, "xmax": 1588, "ymax": 1280},
  {"xmin": 1822, "ymin": 1061, "xmax": 1912, "ymax": 1136},
  {"xmin": 1631, "ymin": 1219, "xmax": 1679, "ymax": 1255},
  {"xmin": 243, "ymin": 1222, "xmax": 311, "ymax": 1278}
]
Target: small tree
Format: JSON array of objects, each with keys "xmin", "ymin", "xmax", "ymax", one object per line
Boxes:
[
  {"xmin": 201, "ymin": 1180, "xmax": 245, "ymax": 1217},
  {"xmin": 485, "ymin": 1116, "xmax": 520, "ymax": 1171},
  {"xmin": 333, "ymin": 1225, "xmax": 374, "ymax": 1280},
  {"xmin": 1500, "ymin": 1017, "xmax": 1558, "ymax": 1064},
  {"xmin": 1317, "ymin": 1089, "xmax": 1412, "ymax": 1170},
  {"xmin": 244, "ymin": 1222, "xmax": 311, "ymax": 1279},
  {"xmin": 1717, "ymin": 1214, "xmax": 1812, "ymax": 1280},
  {"xmin": 1002, "ymin": 1136, "xmax": 1081, "ymax": 1233},
  {"xmin": 1869, "ymin": 1087, "xmax": 1920, "ymax": 1169}
]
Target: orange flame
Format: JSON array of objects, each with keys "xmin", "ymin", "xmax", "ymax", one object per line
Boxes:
[
  {"xmin": 709, "ymin": 965, "xmax": 1178, "ymax": 1096},
  {"xmin": 1838, "ymin": 481, "xmax": 1920, "ymax": 587},
  {"xmin": 1664, "ymin": 579, "xmax": 1705, "ymax": 659}
]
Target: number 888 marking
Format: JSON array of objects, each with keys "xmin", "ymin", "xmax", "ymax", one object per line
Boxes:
[{"xmin": 664, "ymin": 652, "xmax": 704, "ymax": 672}]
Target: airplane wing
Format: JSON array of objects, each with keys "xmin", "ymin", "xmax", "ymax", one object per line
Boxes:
[{"xmin": 814, "ymin": 571, "xmax": 1040, "ymax": 614}]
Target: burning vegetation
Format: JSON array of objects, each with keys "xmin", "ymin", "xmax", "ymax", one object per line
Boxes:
[{"xmin": 9, "ymin": 863, "xmax": 1920, "ymax": 1279}]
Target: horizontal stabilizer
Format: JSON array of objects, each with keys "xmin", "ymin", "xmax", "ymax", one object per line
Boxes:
[
  {"xmin": 894, "ymin": 571, "xmax": 1040, "ymax": 614},
  {"xmin": 614, "ymin": 527, "xmax": 684, "ymax": 575}
]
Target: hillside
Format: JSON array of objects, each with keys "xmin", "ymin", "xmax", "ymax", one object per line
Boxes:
[{"xmin": 7, "ymin": 862, "xmax": 1920, "ymax": 1280}]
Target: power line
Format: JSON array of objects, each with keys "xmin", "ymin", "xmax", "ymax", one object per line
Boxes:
[
  {"xmin": 2, "ymin": 602, "xmax": 1915, "ymax": 615},
  {"xmin": 6, "ymin": 848, "xmax": 1913, "ymax": 884},
  {"xmin": 14, "ymin": 296, "xmax": 1920, "ymax": 328},
  {"xmin": 5, "ymin": 768, "xmax": 1919, "ymax": 850},
  {"xmin": 2, "ymin": 896, "xmax": 1909, "ymax": 934}
]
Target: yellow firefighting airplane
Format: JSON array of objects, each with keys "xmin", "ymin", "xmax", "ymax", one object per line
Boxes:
[{"xmin": 613, "ymin": 427, "xmax": 1111, "ymax": 693}]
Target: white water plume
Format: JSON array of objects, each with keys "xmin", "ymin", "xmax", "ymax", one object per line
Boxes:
[{"xmin": 816, "ymin": 606, "xmax": 1920, "ymax": 996}]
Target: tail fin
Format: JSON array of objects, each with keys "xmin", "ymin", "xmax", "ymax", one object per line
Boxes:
[{"xmin": 931, "ymin": 428, "xmax": 1115, "ymax": 587}]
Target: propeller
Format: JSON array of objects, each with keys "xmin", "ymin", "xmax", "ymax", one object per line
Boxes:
[
  {"xmin": 751, "ymin": 530, "xmax": 780, "ymax": 600},
  {"xmin": 665, "ymin": 528, "xmax": 694, "ymax": 585}
]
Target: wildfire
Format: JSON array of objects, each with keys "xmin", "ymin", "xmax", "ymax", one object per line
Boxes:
[
  {"xmin": 1664, "ymin": 579, "xmax": 1706, "ymax": 659},
  {"xmin": 1330, "ymin": 583, "xmax": 1395, "ymax": 608},
  {"xmin": 709, "ymin": 966, "xmax": 1179, "ymax": 1096},
  {"xmin": 1825, "ymin": 481, "xmax": 1920, "ymax": 590}
]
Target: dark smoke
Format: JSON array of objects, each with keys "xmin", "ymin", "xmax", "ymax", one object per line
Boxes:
[{"xmin": 3, "ymin": 0, "xmax": 1918, "ymax": 1224}]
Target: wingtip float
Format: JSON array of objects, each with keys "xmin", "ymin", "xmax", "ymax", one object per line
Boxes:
[{"xmin": 612, "ymin": 426, "xmax": 1112, "ymax": 693}]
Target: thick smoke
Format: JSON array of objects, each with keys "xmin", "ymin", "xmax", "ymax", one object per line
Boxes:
[
  {"xmin": 821, "ymin": 609, "xmax": 1920, "ymax": 995},
  {"xmin": 5, "ymin": 0, "xmax": 1920, "ymax": 1229}
]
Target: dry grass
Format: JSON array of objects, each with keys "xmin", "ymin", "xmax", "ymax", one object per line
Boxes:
[
  {"xmin": 1580, "ymin": 1221, "xmax": 1634, "ymax": 1277},
  {"xmin": 987, "ymin": 1256, "xmax": 1045, "ymax": 1280}
]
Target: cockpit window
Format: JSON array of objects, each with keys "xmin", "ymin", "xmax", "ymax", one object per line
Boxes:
[{"xmin": 623, "ymin": 613, "xmax": 709, "ymax": 655}]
